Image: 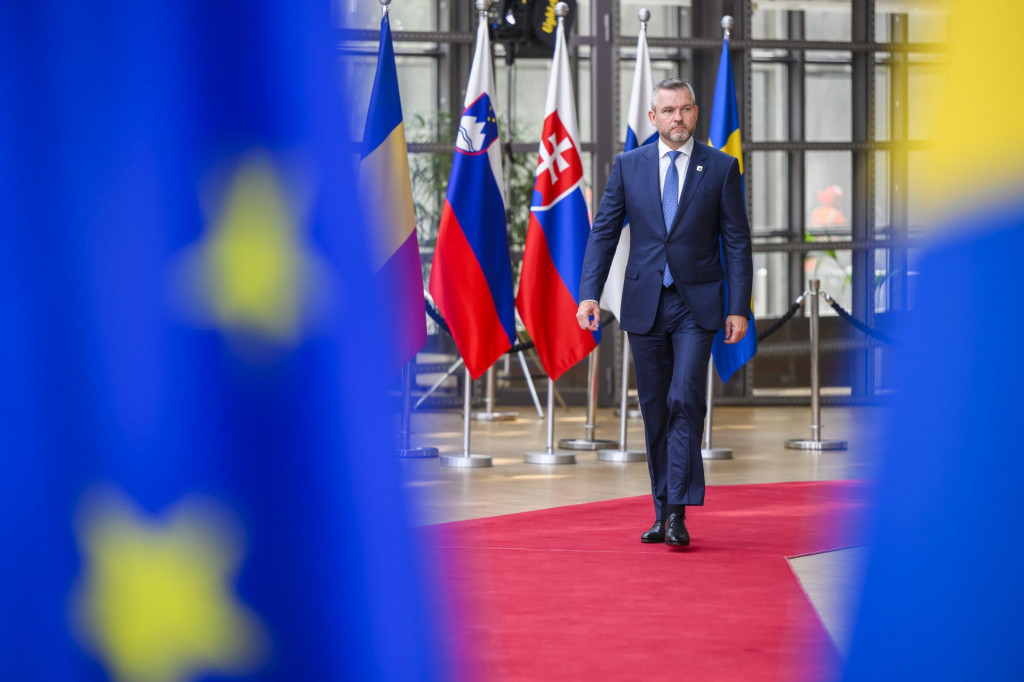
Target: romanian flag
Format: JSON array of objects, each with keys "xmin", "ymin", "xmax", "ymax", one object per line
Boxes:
[
  {"xmin": 359, "ymin": 13, "xmax": 428, "ymax": 371},
  {"xmin": 429, "ymin": 11, "xmax": 516, "ymax": 379},
  {"xmin": 708, "ymin": 33, "xmax": 757, "ymax": 383},
  {"xmin": 516, "ymin": 13, "xmax": 598, "ymax": 380}
]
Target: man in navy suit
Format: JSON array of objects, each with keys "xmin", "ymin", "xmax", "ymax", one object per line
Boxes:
[{"xmin": 577, "ymin": 79, "xmax": 752, "ymax": 547}]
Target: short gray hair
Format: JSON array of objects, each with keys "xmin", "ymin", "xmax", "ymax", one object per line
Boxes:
[{"xmin": 651, "ymin": 78, "xmax": 697, "ymax": 111}]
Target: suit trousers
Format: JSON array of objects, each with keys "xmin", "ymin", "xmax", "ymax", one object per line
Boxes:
[{"xmin": 629, "ymin": 285, "xmax": 715, "ymax": 519}]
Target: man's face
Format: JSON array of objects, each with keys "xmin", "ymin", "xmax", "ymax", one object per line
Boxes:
[{"xmin": 649, "ymin": 87, "xmax": 698, "ymax": 148}]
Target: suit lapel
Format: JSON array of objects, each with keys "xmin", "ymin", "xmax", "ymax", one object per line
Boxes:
[{"xmin": 668, "ymin": 141, "xmax": 709, "ymax": 236}]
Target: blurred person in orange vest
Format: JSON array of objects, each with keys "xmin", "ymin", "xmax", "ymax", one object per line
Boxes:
[{"xmin": 810, "ymin": 184, "xmax": 848, "ymax": 228}]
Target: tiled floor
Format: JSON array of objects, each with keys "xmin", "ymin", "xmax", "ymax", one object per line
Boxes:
[{"xmin": 402, "ymin": 404, "xmax": 882, "ymax": 654}]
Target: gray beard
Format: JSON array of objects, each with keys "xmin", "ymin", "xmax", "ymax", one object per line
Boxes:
[{"xmin": 667, "ymin": 128, "xmax": 692, "ymax": 144}]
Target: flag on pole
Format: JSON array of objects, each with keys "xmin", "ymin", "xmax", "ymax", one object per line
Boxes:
[
  {"xmin": 599, "ymin": 22, "xmax": 658, "ymax": 321},
  {"xmin": 516, "ymin": 14, "xmax": 597, "ymax": 381},
  {"xmin": 709, "ymin": 32, "xmax": 758, "ymax": 383},
  {"xmin": 429, "ymin": 13, "xmax": 516, "ymax": 380},
  {"xmin": 360, "ymin": 13, "xmax": 427, "ymax": 372}
]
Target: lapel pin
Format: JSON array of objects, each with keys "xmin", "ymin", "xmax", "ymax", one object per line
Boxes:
[{"xmin": 696, "ymin": 165, "xmax": 703, "ymax": 172}]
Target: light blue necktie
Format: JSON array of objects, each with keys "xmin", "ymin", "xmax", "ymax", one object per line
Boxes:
[{"xmin": 662, "ymin": 150, "xmax": 681, "ymax": 288}]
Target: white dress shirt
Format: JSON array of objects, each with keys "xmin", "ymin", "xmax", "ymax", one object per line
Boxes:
[
  {"xmin": 579, "ymin": 136, "xmax": 695, "ymax": 307},
  {"xmin": 658, "ymin": 136, "xmax": 694, "ymax": 204}
]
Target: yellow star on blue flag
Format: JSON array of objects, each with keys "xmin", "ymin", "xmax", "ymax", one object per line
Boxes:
[
  {"xmin": 70, "ymin": 488, "xmax": 267, "ymax": 682},
  {"xmin": 172, "ymin": 151, "xmax": 331, "ymax": 352}
]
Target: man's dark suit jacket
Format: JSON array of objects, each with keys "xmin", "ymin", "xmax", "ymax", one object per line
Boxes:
[{"xmin": 579, "ymin": 140, "xmax": 752, "ymax": 333}]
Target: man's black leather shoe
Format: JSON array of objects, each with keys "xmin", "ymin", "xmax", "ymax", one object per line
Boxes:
[
  {"xmin": 665, "ymin": 512, "xmax": 690, "ymax": 546},
  {"xmin": 641, "ymin": 520, "xmax": 665, "ymax": 543}
]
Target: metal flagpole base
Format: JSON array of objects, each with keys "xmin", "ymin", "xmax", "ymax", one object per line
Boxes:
[
  {"xmin": 524, "ymin": 450, "xmax": 576, "ymax": 464},
  {"xmin": 702, "ymin": 447, "xmax": 733, "ymax": 460},
  {"xmin": 557, "ymin": 437, "xmax": 618, "ymax": 451},
  {"xmin": 471, "ymin": 411, "xmax": 518, "ymax": 422},
  {"xmin": 597, "ymin": 448, "xmax": 646, "ymax": 462},
  {"xmin": 784, "ymin": 439, "xmax": 848, "ymax": 451},
  {"xmin": 398, "ymin": 446, "xmax": 439, "ymax": 459},
  {"xmin": 439, "ymin": 454, "xmax": 493, "ymax": 468}
]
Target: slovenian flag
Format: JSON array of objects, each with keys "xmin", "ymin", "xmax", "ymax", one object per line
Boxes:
[
  {"xmin": 516, "ymin": 14, "xmax": 597, "ymax": 381},
  {"xmin": 709, "ymin": 33, "xmax": 758, "ymax": 383},
  {"xmin": 359, "ymin": 13, "xmax": 427, "ymax": 371},
  {"xmin": 429, "ymin": 12, "xmax": 516, "ymax": 380},
  {"xmin": 599, "ymin": 21, "xmax": 658, "ymax": 321}
]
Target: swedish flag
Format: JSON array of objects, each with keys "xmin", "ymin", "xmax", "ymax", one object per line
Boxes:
[
  {"xmin": 0, "ymin": 2, "xmax": 449, "ymax": 679},
  {"xmin": 709, "ymin": 34, "xmax": 758, "ymax": 383}
]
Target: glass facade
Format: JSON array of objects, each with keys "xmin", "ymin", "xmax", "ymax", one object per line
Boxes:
[{"xmin": 337, "ymin": 0, "xmax": 943, "ymax": 403}]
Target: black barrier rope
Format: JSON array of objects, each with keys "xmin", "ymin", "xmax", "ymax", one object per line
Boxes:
[
  {"xmin": 756, "ymin": 300, "xmax": 802, "ymax": 343},
  {"xmin": 508, "ymin": 338, "xmax": 536, "ymax": 353},
  {"xmin": 424, "ymin": 299, "xmax": 451, "ymax": 335},
  {"xmin": 425, "ymin": 300, "xmax": 535, "ymax": 354},
  {"xmin": 823, "ymin": 295, "xmax": 897, "ymax": 345}
]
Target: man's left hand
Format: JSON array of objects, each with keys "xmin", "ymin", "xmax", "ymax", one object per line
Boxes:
[{"xmin": 724, "ymin": 315, "xmax": 748, "ymax": 344}]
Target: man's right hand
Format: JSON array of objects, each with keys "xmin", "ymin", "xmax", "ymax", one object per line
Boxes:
[{"xmin": 576, "ymin": 300, "xmax": 601, "ymax": 331}]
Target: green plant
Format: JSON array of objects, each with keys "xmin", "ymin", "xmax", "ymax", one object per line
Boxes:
[{"xmin": 804, "ymin": 232, "xmax": 851, "ymax": 292}]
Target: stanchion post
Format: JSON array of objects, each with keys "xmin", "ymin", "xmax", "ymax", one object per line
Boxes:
[
  {"xmin": 598, "ymin": 331, "xmax": 646, "ymax": 462},
  {"xmin": 397, "ymin": 362, "xmax": 439, "ymax": 459},
  {"xmin": 440, "ymin": 367, "xmax": 494, "ymax": 467},
  {"xmin": 558, "ymin": 348, "xmax": 617, "ymax": 451},
  {"xmin": 525, "ymin": 378, "xmax": 576, "ymax": 464},
  {"xmin": 701, "ymin": 356, "xmax": 733, "ymax": 460},
  {"xmin": 785, "ymin": 279, "xmax": 848, "ymax": 451}
]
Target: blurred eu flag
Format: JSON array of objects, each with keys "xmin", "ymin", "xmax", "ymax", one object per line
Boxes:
[
  {"xmin": 843, "ymin": 0, "xmax": 1024, "ymax": 678},
  {"xmin": 708, "ymin": 33, "xmax": 757, "ymax": 383},
  {"xmin": 0, "ymin": 2, "xmax": 450, "ymax": 680}
]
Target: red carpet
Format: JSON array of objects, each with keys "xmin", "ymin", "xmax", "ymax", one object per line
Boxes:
[{"xmin": 429, "ymin": 480, "xmax": 867, "ymax": 682}]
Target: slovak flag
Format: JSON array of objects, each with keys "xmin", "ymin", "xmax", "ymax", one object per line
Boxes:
[
  {"xmin": 599, "ymin": 21, "xmax": 658, "ymax": 321},
  {"xmin": 516, "ymin": 15, "xmax": 597, "ymax": 381},
  {"xmin": 429, "ymin": 14, "xmax": 516, "ymax": 380}
]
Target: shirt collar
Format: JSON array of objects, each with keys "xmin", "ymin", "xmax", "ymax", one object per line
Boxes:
[{"xmin": 659, "ymin": 136, "xmax": 694, "ymax": 159}]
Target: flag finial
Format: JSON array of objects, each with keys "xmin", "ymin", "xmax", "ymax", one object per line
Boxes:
[
  {"xmin": 379, "ymin": 0, "xmax": 390, "ymax": 18},
  {"xmin": 476, "ymin": 0, "xmax": 491, "ymax": 12},
  {"xmin": 721, "ymin": 15, "xmax": 733, "ymax": 40},
  {"xmin": 638, "ymin": 8, "xmax": 650, "ymax": 26},
  {"xmin": 555, "ymin": 2, "xmax": 569, "ymax": 20}
]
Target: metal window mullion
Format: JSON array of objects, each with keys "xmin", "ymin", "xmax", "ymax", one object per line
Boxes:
[
  {"xmin": 889, "ymin": 13, "xmax": 910, "ymax": 312},
  {"xmin": 591, "ymin": 0, "xmax": 619, "ymax": 407},
  {"xmin": 787, "ymin": 10, "xmax": 806, "ymax": 316},
  {"xmin": 851, "ymin": 0, "xmax": 876, "ymax": 398}
]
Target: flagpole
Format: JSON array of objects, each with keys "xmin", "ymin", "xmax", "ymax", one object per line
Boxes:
[
  {"xmin": 700, "ymin": 15, "xmax": 735, "ymax": 462},
  {"xmin": 525, "ymin": 378, "xmax": 576, "ymax": 464},
  {"xmin": 558, "ymin": 349, "xmax": 617, "ymax": 450},
  {"xmin": 440, "ymin": 367, "xmax": 494, "ymax": 467},
  {"xmin": 472, "ymin": 364, "xmax": 518, "ymax": 421},
  {"xmin": 701, "ymin": 356, "xmax": 732, "ymax": 460},
  {"xmin": 396, "ymin": 362, "xmax": 439, "ymax": 458},
  {"xmin": 598, "ymin": 332, "xmax": 646, "ymax": 462}
]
